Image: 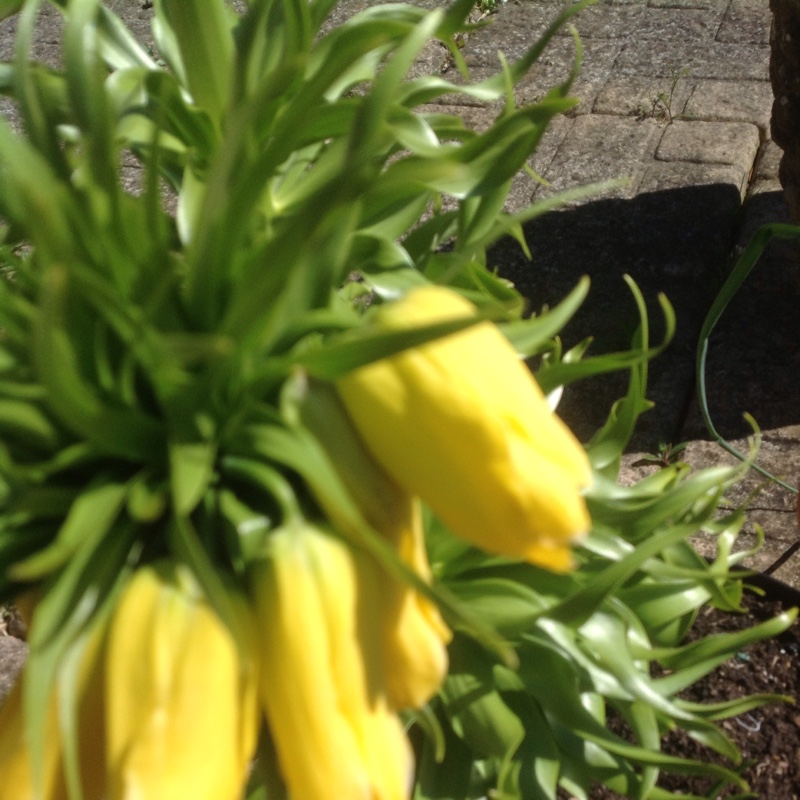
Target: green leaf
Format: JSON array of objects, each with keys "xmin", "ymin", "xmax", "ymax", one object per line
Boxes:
[
  {"xmin": 32, "ymin": 265, "xmax": 165, "ymax": 462},
  {"xmin": 10, "ymin": 478, "xmax": 129, "ymax": 581},
  {"xmin": 0, "ymin": 399, "xmax": 61, "ymax": 452},
  {"xmin": 443, "ymin": 677, "xmax": 525, "ymax": 760},
  {"xmin": 415, "ymin": 707, "xmax": 475, "ymax": 800},
  {"xmin": 500, "ymin": 277, "xmax": 589, "ymax": 358},
  {"xmin": 696, "ymin": 222, "xmax": 800, "ymax": 494},
  {"xmin": 154, "ymin": 0, "xmax": 235, "ymax": 123},
  {"xmin": 169, "ymin": 439, "xmax": 217, "ymax": 517},
  {"xmin": 445, "ymin": 577, "xmax": 548, "ymax": 637},
  {"xmin": 0, "ymin": 0, "xmax": 22, "ymax": 20},
  {"xmin": 294, "ymin": 312, "xmax": 488, "ymax": 380}
]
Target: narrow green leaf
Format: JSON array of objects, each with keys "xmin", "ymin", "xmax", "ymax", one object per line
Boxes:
[
  {"xmin": 11, "ymin": 478, "xmax": 128, "ymax": 580},
  {"xmin": 0, "ymin": 399, "xmax": 61, "ymax": 452},
  {"xmin": 33, "ymin": 265, "xmax": 165, "ymax": 461},
  {"xmin": 169, "ymin": 439, "xmax": 217, "ymax": 517},
  {"xmin": 154, "ymin": 0, "xmax": 235, "ymax": 123},
  {"xmin": 0, "ymin": 0, "xmax": 22, "ymax": 21},
  {"xmin": 696, "ymin": 222, "xmax": 800, "ymax": 494}
]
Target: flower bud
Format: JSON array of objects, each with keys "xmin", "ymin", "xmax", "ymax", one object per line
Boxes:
[
  {"xmin": 0, "ymin": 622, "xmax": 106, "ymax": 800},
  {"xmin": 105, "ymin": 561, "xmax": 259, "ymax": 800},
  {"xmin": 251, "ymin": 524, "xmax": 412, "ymax": 800},
  {"xmin": 337, "ymin": 285, "xmax": 592, "ymax": 571},
  {"xmin": 299, "ymin": 380, "xmax": 450, "ymax": 709},
  {"xmin": 0, "ymin": 678, "xmax": 65, "ymax": 800}
]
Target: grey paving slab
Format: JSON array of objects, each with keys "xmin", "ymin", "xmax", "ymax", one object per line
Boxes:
[
  {"xmin": 534, "ymin": 114, "xmax": 662, "ymax": 199},
  {"xmin": 613, "ymin": 40, "xmax": 770, "ymax": 80},
  {"xmin": 638, "ymin": 160, "xmax": 749, "ymax": 198},
  {"xmin": 751, "ymin": 139, "xmax": 784, "ymax": 183},
  {"xmin": 460, "ymin": 3, "xmax": 566, "ymax": 65},
  {"xmin": 563, "ymin": 4, "xmax": 649, "ymax": 39},
  {"xmin": 716, "ymin": 0, "xmax": 773, "ymax": 45},
  {"xmin": 514, "ymin": 39, "xmax": 623, "ymax": 111},
  {"xmin": 575, "ymin": 5, "xmax": 724, "ymax": 41},
  {"xmin": 647, "ymin": 0, "xmax": 728, "ymax": 9},
  {"xmin": 655, "ymin": 119, "xmax": 761, "ymax": 168},
  {"xmin": 593, "ymin": 75, "xmax": 695, "ymax": 118},
  {"xmin": 682, "ymin": 79, "xmax": 774, "ymax": 131}
]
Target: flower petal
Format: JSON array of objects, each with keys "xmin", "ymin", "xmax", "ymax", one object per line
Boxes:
[{"xmin": 337, "ymin": 285, "xmax": 592, "ymax": 569}]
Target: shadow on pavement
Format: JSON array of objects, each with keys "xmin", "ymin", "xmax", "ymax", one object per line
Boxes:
[{"xmin": 491, "ymin": 184, "xmax": 800, "ymax": 451}]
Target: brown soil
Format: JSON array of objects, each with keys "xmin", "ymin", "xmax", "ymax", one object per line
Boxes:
[{"xmin": 581, "ymin": 588, "xmax": 800, "ymax": 800}]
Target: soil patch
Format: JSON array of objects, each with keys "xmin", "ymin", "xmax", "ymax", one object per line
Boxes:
[{"xmin": 575, "ymin": 587, "xmax": 800, "ymax": 799}]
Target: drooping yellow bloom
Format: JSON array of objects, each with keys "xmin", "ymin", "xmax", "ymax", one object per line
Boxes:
[
  {"xmin": 336, "ymin": 285, "xmax": 592, "ymax": 571},
  {"xmin": 105, "ymin": 561, "xmax": 259, "ymax": 800},
  {"xmin": 250, "ymin": 523, "xmax": 413, "ymax": 800},
  {"xmin": 0, "ymin": 620, "xmax": 106, "ymax": 800},
  {"xmin": 299, "ymin": 380, "xmax": 451, "ymax": 709}
]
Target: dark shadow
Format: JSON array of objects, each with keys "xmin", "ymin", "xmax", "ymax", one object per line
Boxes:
[{"xmin": 489, "ymin": 184, "xmax": 800, "ymax": 451}]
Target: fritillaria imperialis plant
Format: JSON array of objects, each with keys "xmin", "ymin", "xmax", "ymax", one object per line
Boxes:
[{"xmin": 0, "ymin": 1, "xmax": 794, "ymax": 799}]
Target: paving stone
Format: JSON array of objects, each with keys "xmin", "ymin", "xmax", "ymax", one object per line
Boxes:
[
  {"xmin": 630, "ymin": 6, "xmax": 727, "ymax": 40},
  {"xmin": 715, "ymin": 0, "xmax": 773, "ymax": 45},
  {"xmin": 682, "ymin": 78, "xmax": 773, "ymax": 130},
  {"xmin": 647, "ymin": 0, "xmax": 728, "ymax": 9},
  {"xmin": 638, "ymin": 160, "xmax": 749, "ymax": 198},
  {"xmin": 566, "ymin": 4, "xmax": 648, "ymax": 39},
  {"xmin": 614, "ymin": 39, "xmax": 770, "ymax": 80},
  {"xmin": 461, "ymin": 3, "xmax": 567, "ymax": 66},
  {"xmin": 752, "ymin": 138, "xmax": 785, "ymax": 182},
  {"xmin": 655, "ymin": 119, "xmax": 761, "ymax": 169},
  {"xmin": 526, "ymin": 112, "xmax": 575, "ymax": 179},
  {"xmin": 514, "ymin": 39, "xmax": 622, "ymax": 113},
  {"xmin": 535, "ymin": 114, "xmax": 661, "ymax": 199},
  {"xmin": 593, "ymin": 75, "xmax": 695, "ymax": 118}
]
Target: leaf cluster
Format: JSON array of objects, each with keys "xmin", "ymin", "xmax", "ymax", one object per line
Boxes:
[
  {"xmin": 0, "ymin": 2, "xmax": 792, "ymax": 799},
  {"xmin": 412, "ymin": 283, "xmax": 795, "ymax": 800}
]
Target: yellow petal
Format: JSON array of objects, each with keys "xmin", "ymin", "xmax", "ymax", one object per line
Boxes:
[
  {"xmin": 300, "ymin": 381, "xmax": 451, "ymax": 708},
  {"xmin": 106, "ymin": 562, "xmax": 258, "ymax": 800},
  {"xmin": 0, "ymin": 626, "xmax": 106, "ymax": 800},
  {"xmin": 368, "ymin": 501, "xmax": 451, "ymax": 710},
  {"xmin": 251, "ymin": 524, "xmax": 413, "ymax": 800},
  {"xmin": 0, "ymin": 678, "xmax": 60, "ymax": 800},
  {"xmin": 337, "ymin": 285, "xmax": 592, "ymax": 570}
]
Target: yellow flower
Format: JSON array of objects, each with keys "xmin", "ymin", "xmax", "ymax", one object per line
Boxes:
[
  {"xmin": 336, "ymin": 285, "xmax": 592, "ymax": 571},
  {"xmin": 299, "ymin": 380, "xmax": 451, "ymax": 709},
  {"xmin": 105, "ymin": 561, "xmax": 259, "ymax": 800},
  {"xmin": 0, "ymin": 623, "xmax": 106, "ymax": 800},
  {"xmin": 251, "ymin": 523, "xmax": 413, "ymax": 800}
]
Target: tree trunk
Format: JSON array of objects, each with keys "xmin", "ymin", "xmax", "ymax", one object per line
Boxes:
[{"xmin": 771, "ymin": 0, "xmax": 800, "ymax": 221}]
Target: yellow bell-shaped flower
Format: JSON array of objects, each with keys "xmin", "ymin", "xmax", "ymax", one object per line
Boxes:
[
  {"xmin": 250, "ymin": 523, "xmax": 413, "ymax": 800},
  {"xmin": 336, "ymin": 285, "xmax": 592, "ymax": 571},
  {"xmin": 299, "ymin": 380, "xmax": 451, "ymax": 710},
  {"xmin": 0, "ymin": 619, "xmax": 106, "ymax": 800},
  {"xmin": 105, "ymin": 561, "xmax": 259, "ymax": 800}
]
